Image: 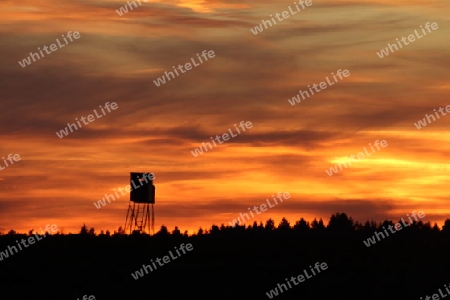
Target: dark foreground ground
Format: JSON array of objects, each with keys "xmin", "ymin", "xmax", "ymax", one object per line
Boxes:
[{"xmin": 1, "ymin": 217, "xmax": 450, "ymax": 300}]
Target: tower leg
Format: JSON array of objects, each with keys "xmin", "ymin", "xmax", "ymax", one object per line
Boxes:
[
  {"xmin": 145, "ymin": 204, "xmax": 150, "ymax": 234},
  {"xmin": 124, "ymin": 201, "xmax": 132, "ymax": 233},
  {"xmin": 151, "ymin": 204, "xmax": 155, "ymax": 235},
  {"xmin": 124, "ymin": 202, "xmax": 137, "ymax": 234},
  {"xmin": 124, "ymin": 202, "xmax": 154, "ymax": 235}
]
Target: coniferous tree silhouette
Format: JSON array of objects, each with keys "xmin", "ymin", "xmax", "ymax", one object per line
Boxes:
[
  {"xmin": 327, "ymin": 212, "xmax": 354, "ymax": 233},
  {"xmin": 442, "ymin": 219, "xmax": 450, "ymax": 233},
  {"xmin": 277, "ymin": 217, "xmax": 291, "ymax": 233},
  {"xmin": 293, "ymin": 218, "xmax": 310, "ymax": 233},
  {"xmin": 311, "ymin": 218, "xmax": 326, "ymax": 232},
  {"xmin": 156, "ymin": 225, "xmax": 169, "ymax": 237},
  {"xmin": 79, "ymin": 223, "xmax": 88, "ymax": 235},
  {"xmin": 264, "ymin": 218, "xmax": 275, "ymax": 231},
  {"xmin": 172, "ymin": 226, "xmax": 182, "ymax": 237}
]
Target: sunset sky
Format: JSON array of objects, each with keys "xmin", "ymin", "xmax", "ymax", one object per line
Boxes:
[{"xmin": 0, "ymin": 0, "xmax": 449, "ymax": 234}]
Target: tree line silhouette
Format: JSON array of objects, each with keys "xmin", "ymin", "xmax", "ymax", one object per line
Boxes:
[
  {"xmin": 0, "ymin": 213, "xmax": 450, "ymax": 237},
  {"xmin": 2, "ymin": 213, "xmax": 449, "ymax": 238},
  {"xmin": 2, "ymin": 212, "xmax": 450, "ymax": 300},
  {"xmin": 4, "ymin": 212, "xmax": 446, "ymax": 237}
]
